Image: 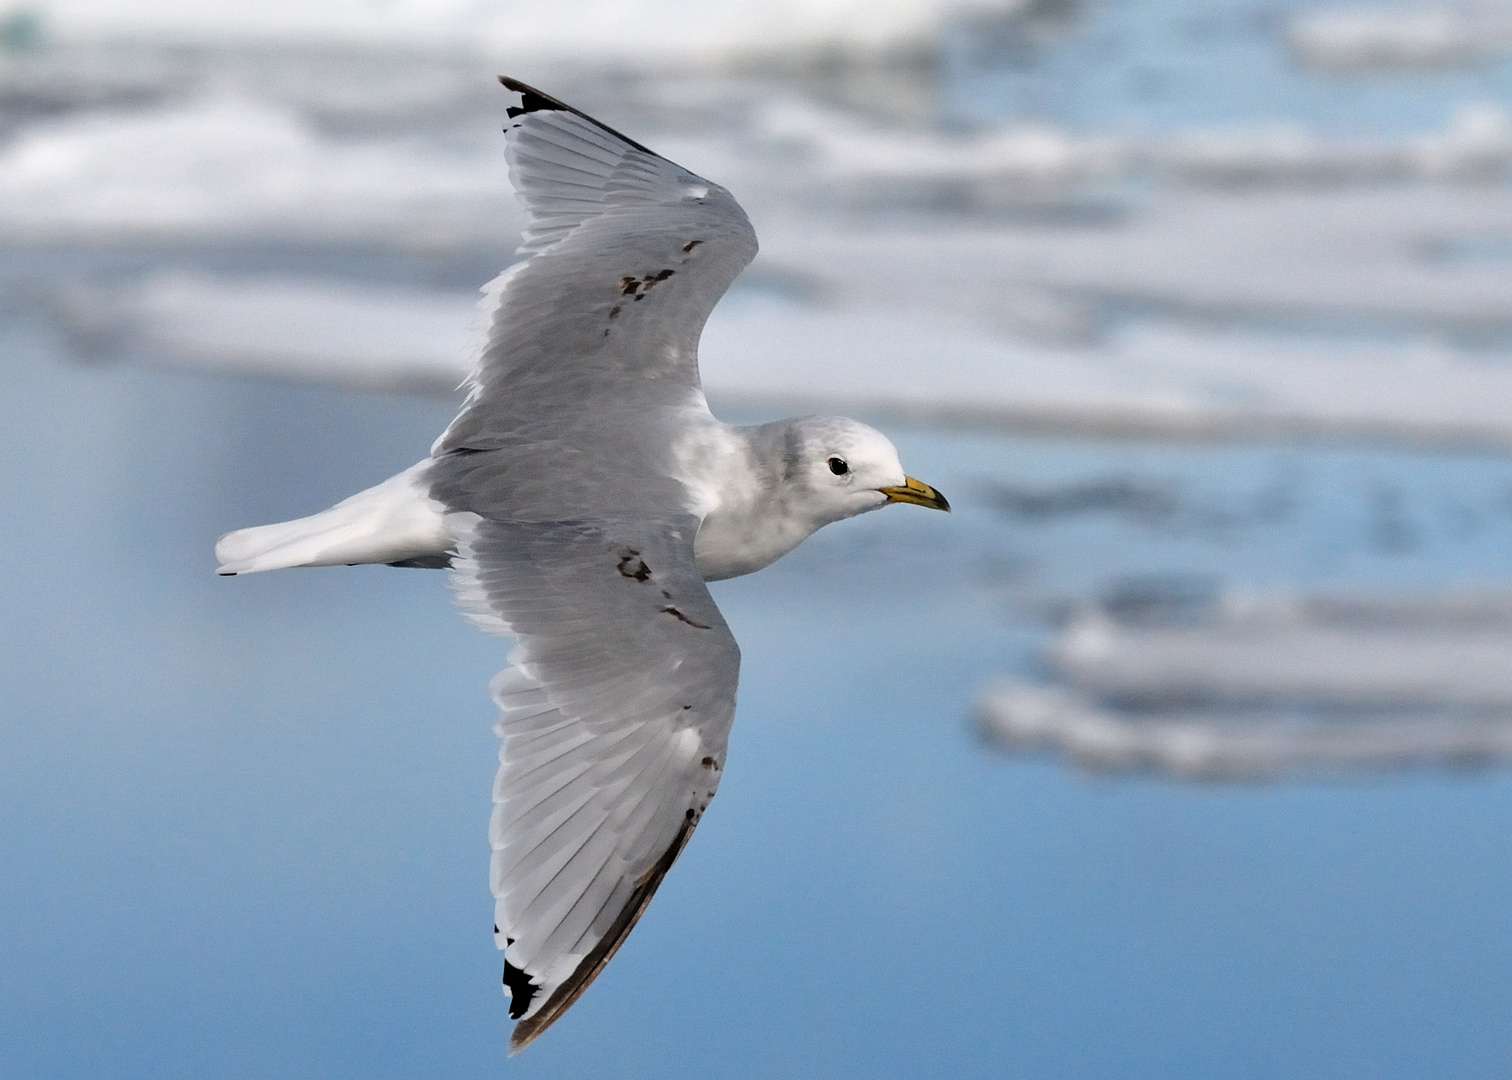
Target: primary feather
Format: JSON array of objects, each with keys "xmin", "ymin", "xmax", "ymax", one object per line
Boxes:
[{"xmin": 433, "ymin": 79, "xmax": 758, "ymax": 1051}]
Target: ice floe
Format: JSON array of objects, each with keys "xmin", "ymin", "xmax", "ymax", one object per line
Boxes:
[
  {"xmin": 69, "ymin": 270, "xmax": 481, "ymax": 392},
  {"xmin": 1290, "ymin": 5, "xmax": 1512, "ymax": 73},
  {"xmin": 36, "ymin": 0, "xmax": 1023, "ymax": 60},
  {"xmin": 40, "ymin": 181, "xmax": 1512, "ymax": 449},
  {"xmin": 11, "ymin": 47, "xmax": 1512, "ymax": 449},
  {"xmin": 751, "ymin": 96, "xmax": 1512, "ymax": 205},
  {"xmin": 0, "ymin": 95, "xmax": 515, "ymax": 241},
  {"xmin": 978, "ymin": 587, "xmax": 1512, "ymax": 778}
]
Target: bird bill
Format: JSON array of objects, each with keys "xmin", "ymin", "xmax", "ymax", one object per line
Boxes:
[{"xmin": 879, "ymin": 476, "xmax": 951, "ymax": 512}]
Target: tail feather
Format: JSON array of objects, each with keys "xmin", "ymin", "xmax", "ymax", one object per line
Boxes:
[{"xmin": 215, "ymin": 460, "xmax": 451, "ymax": 576}]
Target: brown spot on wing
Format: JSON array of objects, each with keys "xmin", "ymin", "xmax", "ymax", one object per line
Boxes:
[
  {"xmin": 619, "ymin": 269, "xmax": 676, "ymax": 302},
  {"xmin": 508, "ymin": 813, "xmax": 699, "ymax": 1053},
  {"xmin": 682, "ymin": 239, "xmax": 703, "ymax": 252},
  {"xmin": 616, "ymin": 553, "xmax": 652, "ymax": 581},
  {"xmin": 661, "ymin": 606, "xmax": 712, "ymax": 629}
]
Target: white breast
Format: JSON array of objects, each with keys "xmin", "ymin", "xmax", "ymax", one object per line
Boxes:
[
  {"xmin": 671, "ymin": 417, "xmax": 818, "ymax": 582},
  {"xmin": 693, "ymin": 505, "xmax": 817, "ymax": 581}
]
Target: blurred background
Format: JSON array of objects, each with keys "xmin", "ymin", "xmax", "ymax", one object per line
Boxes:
[{"xmin": 4, "ymin": 1, "xmax": 1512, "ymax": 1076}]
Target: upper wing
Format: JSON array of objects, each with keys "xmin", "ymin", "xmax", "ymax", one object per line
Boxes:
[
  {"xmin": 436, "ymin": 78, "xmax": 759, "ymax": 459},
  {"xmin": 430, "ymin": 79, "xmax": 753, "ymax": 1051},
  {"xmin": 447, "ymin": 513, "xmax": 738, "ymax": 1052}
]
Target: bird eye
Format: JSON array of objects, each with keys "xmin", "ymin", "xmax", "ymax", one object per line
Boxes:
[{"xmin": 827, "ymin": 457, "xmax": 849, "ymax": 475}]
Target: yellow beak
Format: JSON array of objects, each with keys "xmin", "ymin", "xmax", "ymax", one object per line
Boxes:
[{"xmin": 878, "ymin": 475, "xmax": 950, "ymax": 512}]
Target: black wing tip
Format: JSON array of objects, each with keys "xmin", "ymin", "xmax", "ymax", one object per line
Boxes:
[
  {"xmin": 496, "ymin": 74, "xmax": 658, "ymax": 156},
  {"xmin": 505, "ymin": 814, "xmax": 699, "ymax": 1054},
  {"xmin": 498, "ymin": 75, "xmax": 567, "ymax": 118},
  {"xmin": 503, "ymin": 955, "xmax": 539, "ymax": 1020}
]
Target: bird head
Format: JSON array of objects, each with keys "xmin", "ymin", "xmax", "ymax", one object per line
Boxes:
[{"xmin": 784, "ymin": 416, "xmax": 950, "ymax": 526}]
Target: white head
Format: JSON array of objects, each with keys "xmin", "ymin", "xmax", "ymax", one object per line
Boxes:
[
  {"xmin": 779, "ymin": 416, "xmax": 950, "ymax": 527},
  {"xmin": 692, "ymin": 415, "xmax": 949, "ymax": 582}
]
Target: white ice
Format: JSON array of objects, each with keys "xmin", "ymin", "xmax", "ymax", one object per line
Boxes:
[
  {"xmin": 979, "ymin": 590, "xmax": 1512, "ymax": 779},
  {"xmin": 65, "ymin": 183, "xmax": 1512, "ymax": 450}
]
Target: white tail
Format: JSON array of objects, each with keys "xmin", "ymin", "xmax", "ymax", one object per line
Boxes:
[{"xmin": 215, "ymin": 460, "xmax": 452, "ymax": 575}]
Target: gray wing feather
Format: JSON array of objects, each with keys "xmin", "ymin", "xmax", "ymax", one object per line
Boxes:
[
  {"xmin": 435, "ymin": 78, "xmax": 758, "ymax": 471},
  {"xmin": 428, "ymin": 80, "xmax": 755, "ymax": 1051},
  {"xmin": 448, "ymin": 514, "xmax": 737, "ymax": 1052}
]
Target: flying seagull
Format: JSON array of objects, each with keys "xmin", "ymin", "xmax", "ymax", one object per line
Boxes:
[{"xmin": 215, "ymin": 77, "xmax": 949, "ymax": 1052}]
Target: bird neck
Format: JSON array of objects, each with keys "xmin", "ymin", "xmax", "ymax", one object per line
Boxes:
[{"xmin": 685, "ymin": 422, "xmax": 821, "ymax": 582}]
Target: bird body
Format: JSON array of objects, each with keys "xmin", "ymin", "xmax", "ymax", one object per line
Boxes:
[
  {"xmin": 216, "ymin": 78, "xmax": 947, "ymax": 1051},
  {"xmin": 215, "ymin": 414, "xmax": 925, "ymax": 581}
]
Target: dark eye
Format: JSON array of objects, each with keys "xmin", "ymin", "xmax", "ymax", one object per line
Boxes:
[{"xmin": 827, "ymin": 456, "xmax": 849, "ymax": 475}]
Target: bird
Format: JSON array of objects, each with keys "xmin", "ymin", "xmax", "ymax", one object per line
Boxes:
[{"xmin": 215, "ymin": 76, "xmax": 949, "ymax": 1052}]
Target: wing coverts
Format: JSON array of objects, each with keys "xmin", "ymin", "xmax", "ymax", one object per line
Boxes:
[{"xmin": 427, "ymin": 79, "xmax": 755, "ymax": 1051}]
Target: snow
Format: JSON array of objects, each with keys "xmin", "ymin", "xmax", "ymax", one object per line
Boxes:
[
  {"xmin": 978, "ymin": 589, "xmax": 1512, "ymax": 779},
  {"xmin": 757, "ymin": 186, "xmax": 1512, "ymax": 333},
  {"xmin": 704, "ymin": 293, "xmax": 1512, "ymax": 448},
  {"xmin": 11, "ymin": 51, "xmax": 1512, "ymax": 447},
  {"xmin": 34, "ymin": 0, "xmax": 1019, "ymax": 59},
  {"xmin": 41, "ymin": 177, "xmax": 1512, "ymax": 450},
  {"xmin": 1289, "ymin": 5, "xmax": 1512, "ymax": 72},
  {"xmin": 0, "ymin": 96, "xmax": 517, "ymax": 241},
  {"xmin": 751, "ymin": 97, "xmax": 1512, "ymax": 204},
  {"xmin": 751, "ymin": 97, "xmax": 1125, "ymax": 205},
  {"xmin": 114, "ymin": 271, "xmax": 480, "ymax": 392}
]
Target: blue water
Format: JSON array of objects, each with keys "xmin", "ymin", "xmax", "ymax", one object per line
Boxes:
[
  {"xmin": 5, "ymin": 300, "xmax": 1512, "ymax": 1077},
  {"xmin": 946, "ymin": 0, "xmax": 1512, "ymax": 135}
]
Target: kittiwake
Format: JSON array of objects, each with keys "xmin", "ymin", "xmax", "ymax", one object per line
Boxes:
[{"xmin": 215, "ymin": 77, "xmax": 950, "ymax": 1051}]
